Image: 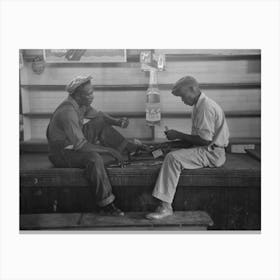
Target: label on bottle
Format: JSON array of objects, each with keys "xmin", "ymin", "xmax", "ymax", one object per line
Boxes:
[{"xmin": 146, "ymin": 103, "xmax": 161, "ymax": 124}]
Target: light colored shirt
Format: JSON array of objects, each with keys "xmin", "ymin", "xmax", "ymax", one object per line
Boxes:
[
  {"xmin": 191, "ymin": 92, "xmax": 229, "ymax": 147},
  {"xmin": 47, "ymin": 95, "xmax": 99, "ymax": 150}
]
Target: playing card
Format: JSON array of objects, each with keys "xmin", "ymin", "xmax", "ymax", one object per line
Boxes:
[{"xmin": 152, "ymin": 149, "xmax": 163, "ymax": 159}]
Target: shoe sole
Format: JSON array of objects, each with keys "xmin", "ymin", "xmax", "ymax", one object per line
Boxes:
[{"xmin": 145, "ymin": 212, "xmax": 173, "ymax": 220}]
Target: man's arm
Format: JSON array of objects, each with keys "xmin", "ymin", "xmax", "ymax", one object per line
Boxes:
[
  {"xmin": 60, "ymin": 109, "xmax": 124, "ymax": 162},
  {"xmin": 165, "ymin": 104, "xmax": 217, "ymax": 147},
  {"xmin": 100, "ymin": 112, "xmax": 129, "ymax": 128},
  {"xmin": 165, "ymin": 130, "xmax": 211, "ymax": 146},
  {"xmin": 176, "ymin": 131, "xmax": 211, "ymax": 146},
  {"xmin": 84, "ymin": 106, "xmax": 128, "ymax": 128},
  {"xmin": 99, "ymin": 112, "xmax": 123, "ymax": 127}
]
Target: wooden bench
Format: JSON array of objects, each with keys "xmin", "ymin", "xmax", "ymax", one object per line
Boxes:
[
  {"xmin": 20, "ymin": 152, "xmax": 260, "ymax": 187},
  {"xmin": 20, "ymin": 152, "xmax": 261, "ymax": 230},
  {"xmin": 20, "ymin": 211, "xmax": 213, "ymax": 231}
]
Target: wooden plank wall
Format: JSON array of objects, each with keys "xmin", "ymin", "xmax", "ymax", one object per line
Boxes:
[{"xmin": 20, "ymin": 49, "xmax": 261, "ymax": 141}]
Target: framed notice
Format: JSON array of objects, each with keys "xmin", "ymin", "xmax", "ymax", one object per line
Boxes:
[{"xmin": 43, "ymin": 49, "xmax": 127, "ymax": 63}]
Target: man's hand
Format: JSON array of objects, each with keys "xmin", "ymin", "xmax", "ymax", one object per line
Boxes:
[
  {"xmin": 107, "ymin": 147, "xmax": 124, "ymax": 164},
  {"xmin": 165, "ymin": 129, "xmax": 180, "ymax": 140},
  {"xmin": 119, "ymin": 117, "xmax": 129, "ymax": 128}
]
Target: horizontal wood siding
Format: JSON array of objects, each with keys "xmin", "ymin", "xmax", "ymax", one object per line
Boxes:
[
  {"xmin": 22, "ymin": 88, "xmax": 260, "ymax": 114},
  {"xmin": 25, "ymin": 116, "xmax": 260, "ymax": 140},
  {"xmin": 21, "ymin": 60, "xmax": 260, "ymax": 86},
  {"xmin": 20, "ymin": 49, "xmax": 261, "ymax": 141}
]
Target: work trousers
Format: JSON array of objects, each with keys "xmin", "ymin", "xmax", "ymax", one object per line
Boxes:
[
  {"xmin": 152, "ymin": 146, "xmax": 226, "ymax": 204},
  {"xmin": 48, "ymin": 115, "xmax": 128, "ymax": 207}
]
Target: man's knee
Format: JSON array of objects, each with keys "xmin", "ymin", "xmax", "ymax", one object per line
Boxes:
[
  {"xmin": 88, "ymin": 115, "xmax": 107, "ymax": 128},
  {"xmin": 86, "ymin": 151, "xmax": 104, "ymax": 167},
  {"xmin": 165, "ymin": 151, "xmax": 177, "ymax": 162},
  {"xmin": 163, "ymin": 151, "xmax": 182, "ymax": 169}
]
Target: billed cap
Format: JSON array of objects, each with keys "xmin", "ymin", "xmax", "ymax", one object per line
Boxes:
[
  {"xmin": 172, "ymin": 76, "xmax": 199, "ymax": 95},
  {"xmin": 66, "ymin": 75, "xmax": 92, "ymax": 94}
]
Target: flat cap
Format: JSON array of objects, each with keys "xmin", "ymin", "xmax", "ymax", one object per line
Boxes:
[
  {"xmin": 172, "ymin": 76, "xmax": 199, "ymax": 95},
  {"xmin": 66, "ymin": 75, "xmax": 92, "ymax": 94}
]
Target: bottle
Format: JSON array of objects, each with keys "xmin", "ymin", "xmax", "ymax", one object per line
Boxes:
[{"xmin": 146, "ymin": 69, "xmax": 161, "ymax": 126}]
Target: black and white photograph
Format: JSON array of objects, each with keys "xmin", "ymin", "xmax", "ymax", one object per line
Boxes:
[
  {"xmin": 19, "ymin": 49, "xmax": 261, "ymax": 231},
  {"xmin": 1, "ymin": 1, "xmax": 280, "ymax": 280}
]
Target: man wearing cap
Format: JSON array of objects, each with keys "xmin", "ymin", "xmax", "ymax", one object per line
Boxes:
[
  {"xmin": 146, "ymin": 76, "xmax": 230, "ymax": 219},
  {"xmin": 47, "ymin": 75, "xmax": 145, "ymax": 216}
]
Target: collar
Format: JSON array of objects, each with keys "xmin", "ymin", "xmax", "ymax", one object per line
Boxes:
[
  {"xmin": 66, "ymin": 95, "xmax": 80, "ymax": 112},
  {"xmin": 194, "ymin": 92, "xmax": 206, "ymax": 109}
]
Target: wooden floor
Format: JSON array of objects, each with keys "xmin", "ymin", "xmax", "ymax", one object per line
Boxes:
[{"xmin": 20, "ymin": 211, "xmax": 213, "ymax": 231}]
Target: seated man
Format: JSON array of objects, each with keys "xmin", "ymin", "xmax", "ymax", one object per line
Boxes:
[
  {"xmin": 47, "ymin": 75, "xmax": 144, "ymax": 216},
  {"xmin": 146, "ymin": 76, "xmax": 230, "ymax": 219}
]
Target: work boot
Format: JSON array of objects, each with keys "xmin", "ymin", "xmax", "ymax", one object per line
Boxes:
[
  {"xmin": 100, "ymin": 203, "xmax": 124, "ymax": 216},
  {"xmin": 146, "ymin": 205, "xmax": 173, "ymax": 220}
]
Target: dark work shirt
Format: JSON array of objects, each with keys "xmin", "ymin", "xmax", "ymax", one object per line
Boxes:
[{"xmin": 47, "ymin": 95, "xmax": 99, "ymax": 151}]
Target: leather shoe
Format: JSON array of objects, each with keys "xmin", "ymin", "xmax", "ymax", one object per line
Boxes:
[
  {"xmin": 146, "ymin": 206, "xmax": 173, "ymax": 220},
  {"xmin": 100, "ymin": 203, "xmax": 124, "ymax": 216}
]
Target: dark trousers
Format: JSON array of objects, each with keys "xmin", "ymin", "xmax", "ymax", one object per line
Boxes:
[{"xmin": 48, "ymin": 115, "xmax": 128, "ymax": 207}]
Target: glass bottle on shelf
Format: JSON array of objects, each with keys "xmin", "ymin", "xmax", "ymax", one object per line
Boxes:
[{"xmin": 146, "ymin": 69, "xmax": 161, "ymax": 126}]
